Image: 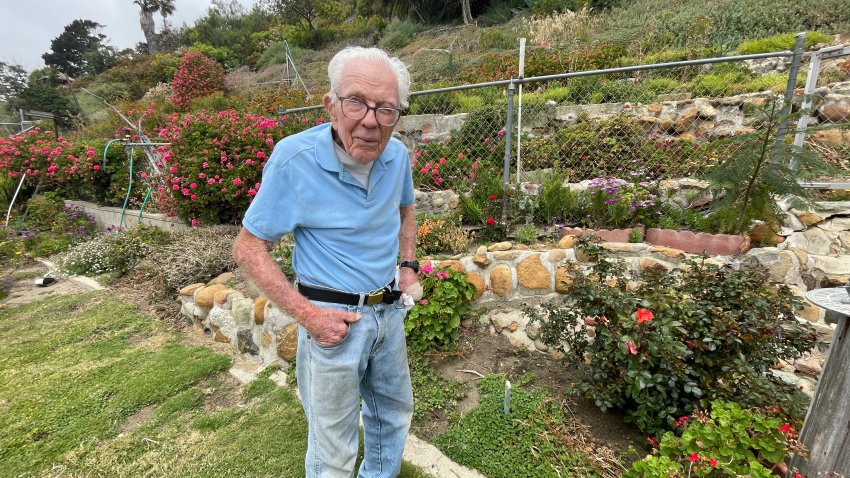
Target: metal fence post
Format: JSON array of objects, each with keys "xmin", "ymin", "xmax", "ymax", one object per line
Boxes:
[
  {"xmin": 791, "ymin": 47, "xmax": 822, "ymax": 170},
  {"xmin": 503, "ymin": 80, "xmax": 516, "ymax": 186},
  {"xmin": 772, "ymin": 32, "xmax": 806, "ymax": 164}
]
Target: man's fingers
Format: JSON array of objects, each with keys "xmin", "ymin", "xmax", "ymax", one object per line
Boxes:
[{"xmin": 339, "ymin": 310, "xmax": 361, "ymax": 323}]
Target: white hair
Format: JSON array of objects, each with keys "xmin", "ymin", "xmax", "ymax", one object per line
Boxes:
[{"xmin": 327, "ymin": 46, "xmax": 411, "ymax": 108}]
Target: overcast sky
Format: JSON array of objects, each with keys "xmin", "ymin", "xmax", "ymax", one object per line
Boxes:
[{"xmin": 0, "ymin": 0, "xmax": 258, "ymax": 72}]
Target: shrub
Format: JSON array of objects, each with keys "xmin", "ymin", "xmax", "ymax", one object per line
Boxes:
[
  {"xmin": 187, "ymin": 43, "xmax": 237, "ymax": 70},
  {"xmin": 467, "ymin": 44, "xmax": 626, "ymax": 83},
  {"xmin": 593, "ymin": 0, "xmax": 849, "ymax": 54},
  {"xmin": 412, "ymin": 108, "xmax": 506, "ymax": 192},
  {"xmin": 378, "ymin": 20, "xmax": 426, "ymax": 50},
  {"xmin": 137, "ymin": 225, "xmax": 238, "ymax": 292},
  {"xmin": 521, "ymin": 9, "xmax": 598, "ymax": 50},
  {"xmin": 479, "ymin": 29, "xmax": 515, "ymax": 50},
  {"xmin": 404, "ymin": 265, "xmax": 476, "ymax": 352},
  {"xmin": 625, "ymin": 401, "xmax": 806, "ymax": 478},
  {"xmin": 96, "ymin": 53, "xmax": 181, "ymax": 100},
  {"xmin": 1, "ymin": 194, "xmax": 98, "ymax": 259},
  {"xmin": 188, "ymin": 91, "xmax": 248, "ymax": 112},
  {"xmin": 170, "ymin": 51, "xmax": 226, "ymax": 111},
  {"xmin": 157, "ymin": 109, "xmax": 309, "ymax": 225},
  {"xmin": 407, "ymin": 92, "xmax": 462, "ymax": 115},
  {"xmin": 550, "ymin": 114, "xmax": 706, "ymax": 180},
  {"xmin": 583, "ymin": 175, "xmax": 663, "ymax": 228},
  {"xmin": 477, "ymin": 0, "xmax": 520, "ymax": 27},
  {"xmin": 533, "ymin": 168, "xmax": 587, "ymax": 226},
  {"xmin": 59, "ymin": 224, "xmax": 171, "ymax": 276},
  {"xmin": 527, "ymin": 246, "xmax": 817, "ymax": 435},
  {"xmin": 530, "ymin": 0, "xmax": 579, "ymax": 15},
  {"xmin": 417, "ymin": 216, "xmax": 471, "ymax": 256},
  {"xmin": 25, "ymin": 194, "xmax": 98, "ymax": 239},
  {"xmin": 737, "ymin": 31, "xmax": 833, "ymax": 54},
  {"xmin": 514, "ymin": 223, "xmax": 539, "ymax": 244}
]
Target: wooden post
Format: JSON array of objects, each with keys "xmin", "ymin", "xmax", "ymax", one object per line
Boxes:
[{"xmin": 796, "ymin": 314, "xmax": 850, "ymax": 476}]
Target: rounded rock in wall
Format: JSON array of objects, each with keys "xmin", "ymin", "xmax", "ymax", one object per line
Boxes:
[
  {"xmin": 517, "ymin": 255, "xmax": 550, "ymax": 290},
  {"xmin": 195, "ymin": 284, "xmax": 228, "ymax": 308},
  {"xmin": 490, "ymin": 264, "xmax": 513, "ymax": 297},
  {"xmin": 466, "ymin": 272, "xmax": 485, "ymax": 300}
]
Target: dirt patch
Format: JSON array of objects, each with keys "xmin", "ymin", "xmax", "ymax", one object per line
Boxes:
[
  {"xmin": 120, "ymin": 404, "xmax": 156, "ymax": 435},
  {"xmin": 1, "ymin": 263, "xmax": 96, "ymax": 308},
  {"xmin": 109, "ymin": 273, "xmax": 184, "ymax": 330},
  {"xmin": 421, "ymin": 325, "xmax": 649, "ymax": 468},
  {"xmin": 200, "ymin": 372, "xmax": 244, "ymax": 412}
]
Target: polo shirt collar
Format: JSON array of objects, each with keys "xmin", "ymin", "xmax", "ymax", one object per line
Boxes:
[{"xmin": 314, "ymin": 123, "xmax": 395, "ymax": 175}]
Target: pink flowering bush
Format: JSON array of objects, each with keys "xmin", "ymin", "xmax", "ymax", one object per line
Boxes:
[
  {"xmin": 0, "ymin": 128, "xmax": 116, "ymax": 202},
  {"xmin": 157, "ymin": 109, "xmax": 316, "ymax": 225},
  {"xmin": 404, "ymin": 264, "xmax": 476, "ymax": 352},
  {"xmin": 411, "ymin": 106, "xmax": 506, "ymax": 192},
  {"xmin": 171, "ymin": 51, "xmax": 226, "ymax": 111}
]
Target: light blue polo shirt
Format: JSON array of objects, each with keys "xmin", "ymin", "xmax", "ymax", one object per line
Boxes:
[{"xmin": 242, "ymin": 122, "xmax": 415, "ymax": 293}]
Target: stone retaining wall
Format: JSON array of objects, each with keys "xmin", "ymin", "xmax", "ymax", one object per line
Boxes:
[
  {"xmin": 394, "ymin": 81, "xmax": 850, "ymax": 151},
  {"xmin": 175, "ymin": 201, "xmax": 850, "ymax": 381}
]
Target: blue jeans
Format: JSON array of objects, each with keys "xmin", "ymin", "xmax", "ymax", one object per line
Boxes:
[{"xmin": 297, "ymin": 300, "xmax": 413, "ymax": 478}]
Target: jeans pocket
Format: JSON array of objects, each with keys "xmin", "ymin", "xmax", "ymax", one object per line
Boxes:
[
  {"xmin": 314, "ymin": 323, "xmax": 351, "ymax": 349},
  {"xmin": 309, "ymin": 300, "xmax": 357, "ymax": 350}
]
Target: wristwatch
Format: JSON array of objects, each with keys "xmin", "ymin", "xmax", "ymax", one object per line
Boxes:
[{"xmin": 399, "ymin": 260, "xmax": 420, "ymax": 273}]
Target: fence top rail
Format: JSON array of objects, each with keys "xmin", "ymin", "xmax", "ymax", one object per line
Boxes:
[{"xmin": 277, "ymin": 50, "xmax": 794, "ymax": 115}]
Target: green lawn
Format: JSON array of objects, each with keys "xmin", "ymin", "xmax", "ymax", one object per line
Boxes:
[{"xmin": 0, "ymin": 292, "xmax": 429, "ymax": 477}]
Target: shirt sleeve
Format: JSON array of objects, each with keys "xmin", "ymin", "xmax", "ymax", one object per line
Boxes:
[
  {"xmin": 399, "ymin": 147, "xmax": 415, "ymax": 208},
  {"xmin": 241, "ymin": 149, "xmax": 300, "ymax": 242}
]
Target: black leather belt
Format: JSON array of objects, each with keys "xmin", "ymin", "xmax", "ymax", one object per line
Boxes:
[{"xmin": 298, "ymin": 282, "xmax": 401, "ymax": 306}]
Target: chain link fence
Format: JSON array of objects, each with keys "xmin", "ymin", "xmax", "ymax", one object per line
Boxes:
[
  {"xmin": 796, "ymin": 45, "xmax": 850, "ymax": 182},
  {"xmin": 281, "ymin": 46, "xmax": 850, "ymax": 194}
]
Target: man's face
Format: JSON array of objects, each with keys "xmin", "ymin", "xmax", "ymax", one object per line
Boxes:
[{"xmin": 323, "ymin": 60, "xmax": 399, "ymax": 164}]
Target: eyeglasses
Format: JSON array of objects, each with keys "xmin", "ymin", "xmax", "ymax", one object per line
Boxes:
[{"xmin": 335, "ymin": 94, "xmax": 402, "ymax": 127}]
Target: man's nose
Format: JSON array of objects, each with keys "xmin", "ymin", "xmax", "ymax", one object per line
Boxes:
[{"xmin": 361, "ymin": 107, "xmax": 379, "ymax": 127}]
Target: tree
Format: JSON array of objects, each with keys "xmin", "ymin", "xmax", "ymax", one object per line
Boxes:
[
  {"xmin": 7, "ymin": 69, "xmax": 80, "ymax": 130},
  {"xmin": 134, "ymin": 0, "xmax": 176, "ymax": 53},
  {"xmin": 461, "ymin": 0, "xmax": 473, "ymax": 24},
  {"xmin": 264, "ymin": 0, "xmax": 325, "ymax": 30},
  {"xmin": 0, "ymin": 61, "xmax": 28, "ymax": 103},
  {"xmin": 42, "ymin": 19, "xmax": 107, "ymax": 77}
]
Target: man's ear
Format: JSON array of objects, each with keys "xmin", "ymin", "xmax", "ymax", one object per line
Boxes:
[{"xmin": 322, "ymin": 94, "xmax": 335, "ymax": 121}]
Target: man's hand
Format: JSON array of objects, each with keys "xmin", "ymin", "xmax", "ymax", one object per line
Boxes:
[
  {"xmin": 305, "ymin": 304, "xmax": 360, "ymax": 347},
  {"xmin": 398, "ymin": 267, "xmax": 422, "ymax": 300}
]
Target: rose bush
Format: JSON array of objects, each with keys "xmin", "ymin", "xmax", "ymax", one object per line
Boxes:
[{"xmin": 526, "ymin": 237, "xmax": 817, "ymax": 435}]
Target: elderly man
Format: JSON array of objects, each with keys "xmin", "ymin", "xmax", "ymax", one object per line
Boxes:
[{"xmin": 233, "ymin": 46, "xmax": 418, "ymax": 477}]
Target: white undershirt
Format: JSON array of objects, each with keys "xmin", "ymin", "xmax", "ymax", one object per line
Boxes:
[{"xmin": 334, "ymin": 142, "xmax": 373, "ymax": 188}]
